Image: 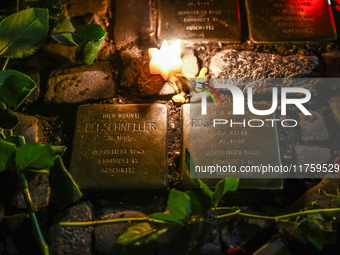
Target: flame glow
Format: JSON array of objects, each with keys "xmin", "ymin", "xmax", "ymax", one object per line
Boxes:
[{"xmin": 148, "ymin": 40, "xmax": 182, "ymax": 80}]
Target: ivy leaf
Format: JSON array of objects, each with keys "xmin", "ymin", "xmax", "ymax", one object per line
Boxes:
[
  {"xmin": 296, "ymin": 214, "xmax": 337, "ymax": 250},
  {"xmin": 72, "ymin": 24, "xmax": 106, "ymax": 46},
  {"xmin": 212, "ymin": 178, "xmax": 239, "ymax": 206},
  {"xmin": 116, "ymin": 222, "xmax": 169, "ymax": 247},
  {"xmin": 0, "ymin": 108, "xmax": 19, "ymax": 129},
  {"xmin": 168, "ymin": 190, "xmax": 191, "ymax": 221},
  {"xmin": 49, "ymin": 156, "xmax": 82, "ymax": 209},
  {"xmin": 185, "ymin": 148, "xmax": 213, "ymax": 199},
  {"xmin": 0, "ymin": 8, "xmax": 49, "ymax": 58},
  {"xmin": 51, "ymin": 16, "xmax": 76, "ymax": 46},
  {"xmin": 15, "ymin": 143, "xmax": 55, "ymax": 170},
  {"xmin": 0, "ymin": 70, "xmax": 36, "ymax": 108},
  {"xmin": 72, "ymin": 24, "xmax": 106, "ymax": 65},
  {"xmin": 186, "ymin": 190, "xmax": 211, "ymax": 216},
  {"xmin": 0, "ymin": 140, "xmax": 16, "ymax": 172},
  {"xmin": 149, "ymin": 213, "xmax": 175, "ymax": 222}
]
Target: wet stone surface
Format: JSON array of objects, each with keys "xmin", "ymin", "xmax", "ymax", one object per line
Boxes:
[
  {"xmin": 45, "ymin": 61, "xmax": 116, "ymax": 104},
  {"xmin": 299, "ymin": 111, "xmax": 329, "ymax": 142},
  {"xmin": 294, "ymin": 145, "xmax": 331, "ymax": 172},
  {"xmin": 94, "ymin": 210, "xmax": 147, "ymax": 254},
  {"xmin": 209, "ymin": 49, "xmax": 319, "ymax": 79},
  {"xmin": 16, "ymin": 174, "xmax": 50, "ymax": 210},
  {"xmin": 13, "ymin": 113, "xmax": 42, "ymax": 143},
  {"xmin": 253, "ymin": 237, "xmax": 289, "ymax": 255},
  {"xmin": 49, "ymin": 202, "xmax": 93, "ymax": 255}
]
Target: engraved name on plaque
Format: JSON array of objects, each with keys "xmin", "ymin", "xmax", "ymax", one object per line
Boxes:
[
  {"xmin": 246, "ymin": 0, "xmax": 337, "ymax": 42},
  {"xmin": 158, "ymin": 0, "xmax": 241, "ymax": 42},
  {"xmin": 181, "ymin": 103, "xmax": 283, "ymax": 189},
  {"xmin": 70, "ymin": 104, "xmax": 167, "ymax": 189}
]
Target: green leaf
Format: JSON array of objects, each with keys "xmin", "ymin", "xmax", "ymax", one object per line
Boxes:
[
  {"xmin": 5, "ymin": 135, "xmax": 25, "ymax": 147},
  {"xmin": 213, "ymin": 178, "xmax": 239, "ymax": 206},
  {"xmin": 51, "ymin": 16, "xmax": 76, "ymax": 46},
  {"xmin": 186, "ymin": 190, "xmax": 211, "ymax": 216},
  {"xmin": 0, "ymin": 140, "xmax": 16, "ymax": 172},
  {"xmin": 0, "ymin": 8, "xmax": 49, "ymax": 58},
  {"xmin": 296, "ymin": 215, "xmax": 337, "ymax": 250},
  {"xmin": 185, "ymin": 148, "xmax": 213, "ymax": 199},
  {"xmin": 116, "ymin": 222, "xmax": 169, "ymax": 247},
  {"xmin": 0, "ymin": 108, "xmax": 19, "ymax": 129},
  {"xmin": 72, "ymin": 24, "xmax": 106, "ymax": 65},
  {"xmin": 168, "ymin": 190, "xmax": 191, "ymax": 221},
  {"xmin": 149, "ymin": 213, "xmax": 175, "ymax": 222},
  {"xmin": 50, "ymin": 145, "xmax": 67, "ymax": 157},
  {"xmin": 0, "ymin": 70, "xmax": 36, "ymax": 108},
  {"xmin": 49, "ymin": 156, "xmax": 82, "ymax": 209},
  {"xmin": 15, "ymin": 143, "xmax": 55, "ymax": 170},
  {"xmin": 80, "ymin": 40, "xmax": 103, "ymax": 65},
  {"xmin": 72, "ymin": 24, "xmax": 106, "ymax": 46}
]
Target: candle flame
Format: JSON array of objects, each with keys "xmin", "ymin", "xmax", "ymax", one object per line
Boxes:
[{"xmin": 149, "ymin": 40, "xmax": 182, "ymax": 80}]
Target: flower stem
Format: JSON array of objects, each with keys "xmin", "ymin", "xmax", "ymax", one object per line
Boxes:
[
  {"xmin": 59, "ymin": 217, "xmax": 172, "ymax": 227},
  {"xmin": 214, "ymin": 207, "xmax": 340, "ymax": 221},
  {"xmin": 1, "ymin": 58, "xmax": 9, "ymax": 71},
  {"xmin": 59, "ymin": 207, "xmax": 340, "ymax": 228},
  {"xmin": 0, "ymin": 129, "xmax": 6, "ymax": 139},
  {"xmin": 18, "ymin": 172, "xmax": 49, "ymax": 255}
]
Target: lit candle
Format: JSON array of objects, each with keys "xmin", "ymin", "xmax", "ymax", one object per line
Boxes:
[{"xmin": 148, "ymin": 40, "xmax": 182, "ymax": 80}]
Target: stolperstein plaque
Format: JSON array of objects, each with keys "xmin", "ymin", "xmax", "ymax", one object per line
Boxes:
[
  {"xmin": 246, "ymin": 0, "xmax": 337, "ymax": 42},
  {"xmin": 158, "ymin": 0, "xmax": 241, "ymax": 42},
  {"xmin": 181, "ymin": 103, "xmax": 283, "ymax": 189},
  {"xmin": 70, "ymin": 104, "xmax": 168, "ymax": 189}
]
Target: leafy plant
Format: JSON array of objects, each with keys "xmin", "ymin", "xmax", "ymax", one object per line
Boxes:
[
  {"xmin": 60, "ymin": 150, "xmax": 340, "ymax": 254},
  {"xmin": 0, "ymin": 1, "xmax": 106, "ymax": 254}
]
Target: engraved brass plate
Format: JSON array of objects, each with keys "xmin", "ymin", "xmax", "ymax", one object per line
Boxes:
[
  {"xmin": 157, "ymin": 0, "xmax": 241, "ymax": 42},
  {"xmin": 181, "ymin": 103, "xmax": 283, "ymax": 189},
  {"xmin": 246, "ymin": 0, "xmax": 337, "ymax": 42},
  {"xmin": 70, "ymin": 104, "xmax": 168, "ymax": 189}
]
